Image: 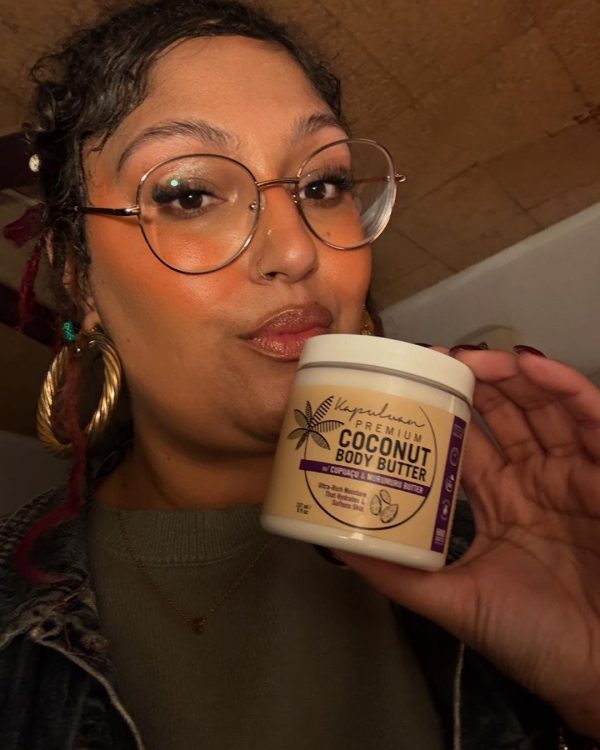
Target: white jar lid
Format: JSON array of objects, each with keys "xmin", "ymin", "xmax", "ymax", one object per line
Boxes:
[{"xmin": 299, "ymin": 334, "xmax": 475, "ymax": 404}]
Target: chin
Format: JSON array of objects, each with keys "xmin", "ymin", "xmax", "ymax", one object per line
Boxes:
[{"xmin": 249, "ymin": 366, "xmax": 296, "ymax": 444}]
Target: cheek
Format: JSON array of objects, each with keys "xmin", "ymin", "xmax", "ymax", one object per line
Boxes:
[
  {"xmin": 88, "ymin": 226, "xmax": 162, "ymax": 348},
  {"xmin": 334, "ymin": 244, "xmax": 371, "ymax": 281},
  {"xmin": 86, "ymin": 219, "xmax": 239, "ymax": 326},
  {"xmin": 86, "ymin": 229, "xmax": 252, "ymax": 423},
  {"xmin": 84, "ymin": 221, "xmax": 251, "ymax": 404},
  {"xmin": 323, "ymin": 247, "xmax": 372, "ymax": 307}
]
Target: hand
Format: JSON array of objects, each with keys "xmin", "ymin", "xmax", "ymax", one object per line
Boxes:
[{"xmin": 336, "ymin": 348, "xmax": 600, "ymax": 739}]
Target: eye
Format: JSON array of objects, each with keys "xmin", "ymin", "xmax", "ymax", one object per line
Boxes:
[
  {"xmin": 301, "ymin": 181, "xmax": 338, "ymax": 201},
  {"xmin": 151, "ymin": 179, "xmax": 223, "ymax": 217},
  {"xmin": 298, "ymin": 169, "xmax": 354, "ymax": 204}
]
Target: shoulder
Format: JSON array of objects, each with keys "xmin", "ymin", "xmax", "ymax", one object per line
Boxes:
[
  {"xmin": 0, "ymin": 486, "xmax": 67, "ymax": 565},
  {"xmin": 0, "ymin": 485, "xmax": 93, "ymax": 645}
]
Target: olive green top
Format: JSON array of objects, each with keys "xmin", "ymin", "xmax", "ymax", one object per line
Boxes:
[{"xmin": 86, "ymin": 501, "xmax": 444, "ymax": 750}]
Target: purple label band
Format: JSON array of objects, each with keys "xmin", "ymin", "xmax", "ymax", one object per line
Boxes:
[
  {"xmin": 299, "ymin": 459, "xmax": 429, "ymax": 498},
  {"xmin": 430, "ymin": 416, "xmax": 467, "ymax": 553}
]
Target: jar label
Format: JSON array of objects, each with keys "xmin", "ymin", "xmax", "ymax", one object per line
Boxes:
[{"xmin": 264, "ymin": 384, "xmax": 468, "ymax": 553}]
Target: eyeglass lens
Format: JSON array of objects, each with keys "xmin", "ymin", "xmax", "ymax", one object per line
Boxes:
[{"xmin": 138, "ymin": 140, "xmax": 395, "ymax": 273}]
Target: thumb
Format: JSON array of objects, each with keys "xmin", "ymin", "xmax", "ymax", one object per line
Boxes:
[{"xmin": 334, "ymin": 550, "xmax": 474, "ymax": 638}]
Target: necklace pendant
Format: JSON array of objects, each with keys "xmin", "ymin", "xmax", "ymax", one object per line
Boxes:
[{"xmin": 190, "ymin": 617, "xmax": 205, "ymax": 634}]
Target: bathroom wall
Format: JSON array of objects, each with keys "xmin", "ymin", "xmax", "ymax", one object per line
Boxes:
[{"xmin": 381, "ymin": 202, "xmax": 600, "ymax": 382}]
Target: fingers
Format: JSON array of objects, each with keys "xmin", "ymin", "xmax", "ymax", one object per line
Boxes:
[
  {"xmin": 453, "ymin": 349, "xmax": 587, "ymax": 461},
  {"xmin": 331, "ymin": 549, "xmax": 479, "ymax": 642},
  {"xmin": 470, "ymin": 380, "xmax": 547, "ymax": 463},
  {"xmin": 517, "ymin": 353, "xmax": 600, "ymax": 462},
  {"xmin": 332, "ymin": 549, "xmax": 455, "ymax": 625},
  {"xmin": 475, "ymin": 374, "xmax": 581, "ymax": 461}
]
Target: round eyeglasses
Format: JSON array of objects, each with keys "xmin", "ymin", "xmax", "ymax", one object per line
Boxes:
[{"xmin": 75, "ymin": 138, "xmax": 406, "ymax": 275}]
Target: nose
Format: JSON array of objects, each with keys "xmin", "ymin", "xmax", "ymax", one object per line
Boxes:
[{"xmin": 248, "ymin": 184, "xmax": 319, "ymax": 283}]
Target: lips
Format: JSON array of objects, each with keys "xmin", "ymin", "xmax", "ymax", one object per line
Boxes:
[{"xmin": 242, "ymin": 303, "xmax": 333, "ymax": 361}]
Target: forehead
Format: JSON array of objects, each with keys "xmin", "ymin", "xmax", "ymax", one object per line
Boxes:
[
  {"xmin": 151, "ymin": 35, "xmax": 321, "ymax": 110},
  {"xmin": 100, "ymin": 36, "xmax": 335, "ymax": 166}
]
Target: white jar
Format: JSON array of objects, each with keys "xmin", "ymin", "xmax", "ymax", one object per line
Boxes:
[{"xmin": 261, "ymin": 335, "xmax": 475, "ymax": 571}]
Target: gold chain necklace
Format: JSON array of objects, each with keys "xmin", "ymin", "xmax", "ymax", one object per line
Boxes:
[{"xmin": 117, "ymin": 509, "xmax": 276, "ymax": 634}]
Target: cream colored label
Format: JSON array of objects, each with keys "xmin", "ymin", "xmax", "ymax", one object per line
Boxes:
[{"xmin": 264, "ymin": 384, "xmax": 468, "ymax": 553}]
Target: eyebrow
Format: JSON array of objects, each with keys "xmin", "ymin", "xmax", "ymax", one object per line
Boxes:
[
  {"xmin": 289, "ymin": 112, "xmax": 349, "ymax": 143},
  {"xmin": 116, "ymin": 119, "xmax": 237, "ymax": 173},
  {"xmin": 116, "ymin": 111, "xmax": 348, "ymax": 173}
]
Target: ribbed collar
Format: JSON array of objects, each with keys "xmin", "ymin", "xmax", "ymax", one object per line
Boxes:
[{"xmin": 87, "ymin": 501, "xmax": 268, "ymax": 566}]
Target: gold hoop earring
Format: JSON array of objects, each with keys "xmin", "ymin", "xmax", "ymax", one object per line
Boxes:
[
  {"xmin": 361, "ymin": 309, "xmax": 375, "ymax": 336},
  {"xmin": 36, "ymin": 328, "xmax": 122, "ymax": 457}
]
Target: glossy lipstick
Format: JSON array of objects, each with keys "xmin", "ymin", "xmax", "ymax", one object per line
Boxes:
[{"xmin": 243, "ymin": 304, "xmax": 333, "ymax": 361}]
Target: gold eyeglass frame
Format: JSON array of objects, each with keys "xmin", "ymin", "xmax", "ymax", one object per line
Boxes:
[{"xmin": 74, "ymin": 138, "xmax": 406, "ymax": 275}]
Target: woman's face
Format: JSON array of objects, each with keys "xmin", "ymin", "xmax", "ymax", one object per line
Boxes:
[{"xmin": 82, "ymin": 36, "xmax": 371, "ymax": 455}]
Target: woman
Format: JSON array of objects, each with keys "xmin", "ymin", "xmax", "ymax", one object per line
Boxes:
[{"xmin": 0, "ymin": 0, "xmax": 598, "ymax": 748}]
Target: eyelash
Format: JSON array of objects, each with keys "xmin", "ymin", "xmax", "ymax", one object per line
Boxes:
[
  {"xmin": 150, "ymin": 182, "xmax": 220, "ymax": 218},
  {"xmin": 301, "ymin": 167, "xmax": 354, "ymax": 192}
]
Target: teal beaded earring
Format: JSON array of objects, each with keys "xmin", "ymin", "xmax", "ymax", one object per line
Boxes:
[{"xmin": 61, "ymin": 320, "xmax": 77, "ymax": 343}]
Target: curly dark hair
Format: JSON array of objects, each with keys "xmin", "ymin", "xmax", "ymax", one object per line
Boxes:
[{"xmin": 25, "ymin": 0, "xmax": 343, "ymax": 320}]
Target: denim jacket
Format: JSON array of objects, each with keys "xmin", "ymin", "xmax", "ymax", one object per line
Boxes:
[{"xmin": 0, "ymin": 487, "xmax": 583, "ymax": 750}]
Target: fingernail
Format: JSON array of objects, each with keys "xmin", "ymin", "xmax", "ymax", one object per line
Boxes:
[
  {"xmin": 513, "ymin": 345, "xmax": 546, "ymax": 357},
  {"xmin": 313, "ymin": 545, "xmax": 349, "ymax": 568},
  {"xmin": 414, "ymin": 342, "xmax": 433, "ymax": 348},
  {"xmin": 449, "ymin": 344, "xmax": 486, "ymax": 355}
]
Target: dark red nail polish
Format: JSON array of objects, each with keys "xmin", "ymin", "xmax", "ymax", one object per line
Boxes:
[
  {"xmin": 449, "ymin": 344, "xmax": 486, "ymax": 355},
  {"xmin": 513, "ymin": 345, "xmax": 546, "ymax": 357}
]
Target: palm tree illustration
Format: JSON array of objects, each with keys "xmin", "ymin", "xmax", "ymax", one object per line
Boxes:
[{"xmin": 287, "ymin": 396, "xmax": 344, "ymax": 455}]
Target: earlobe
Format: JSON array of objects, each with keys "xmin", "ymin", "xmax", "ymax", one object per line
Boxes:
[
  {"xmin": 80, "ymin": 282, "xmax": 102, "ymax": 332},
  {"xmin": 81, "ymin": 307, "xmax": 102, "ymax": 333},
  {"xmin": 61, "ymin": 254, "xmax": 78, "ymax": 299},
  {"xmin": 58, "ymin": 245, "xmax": 102, "ymax": 332}
]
